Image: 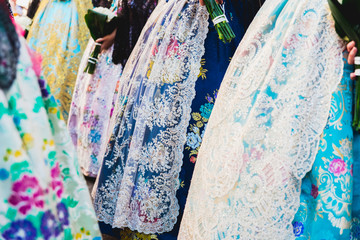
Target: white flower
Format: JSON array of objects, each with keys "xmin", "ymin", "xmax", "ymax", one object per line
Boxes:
[
  {"xmin": 93, "ymin": 7, "xmax": 117, "ymax": 22},
  {"xmin": 14, "ymin": 16, "xmax": 32, "ymax": 31}
]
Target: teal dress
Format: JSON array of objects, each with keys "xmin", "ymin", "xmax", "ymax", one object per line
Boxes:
[
  {"xmin": 293, "ymin": 56, "xmax": 360, "ymax": 239},
  {"xmin": 27, "ymin": 0, "xmax": 92, "ymax": 120}
]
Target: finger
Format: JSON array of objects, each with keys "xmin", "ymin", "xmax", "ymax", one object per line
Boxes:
[
  {"xmin": 347, "ymin": 41, "xmax": 356, "ymax": 52},
  {"xmin": 215, "ymin": 0, "xmax": 223, "ymax": 4},
  {"xmin": 96, "ymin": 38, "xmax": 104, "ymax": 43},
  {"xmin": 351, "ymin": 72, "xmax": 357, "ymax": 81},
  {"xmin": 199, "ymin": 0, "xmax": 205, "ymax": 6},
  {"xmin": 348, "ymin": 47, "xmax": 357, "ymax": 65}
]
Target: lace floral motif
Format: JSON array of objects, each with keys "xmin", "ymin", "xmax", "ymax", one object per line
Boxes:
[
  {"xmin": 293, "ymin": 62, "xmax": 355, "ymax": 239},
  {"xmin": 68, "ymin": 39, "xmax": 123, "ymax": 177},
  {"xmin": 92, "ymin": 0, "xmax": 209, "ymax": 234},
  {"xmin": 179, "ymin": 0, "xmax": 344, "ymax": 239},
  {"xmin": 185, "ymin": 89, "xmax": 217, "ymax": 163}
]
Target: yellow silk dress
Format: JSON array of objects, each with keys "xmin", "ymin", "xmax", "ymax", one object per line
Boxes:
[{"xmin": 27, "ymin": 0, "xmax": 91, "ymax": 120}]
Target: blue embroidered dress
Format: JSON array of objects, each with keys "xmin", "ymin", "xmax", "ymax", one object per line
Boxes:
[{"xmin": 293, "ymin": 56, "xmax": 360, "ymax": 239}]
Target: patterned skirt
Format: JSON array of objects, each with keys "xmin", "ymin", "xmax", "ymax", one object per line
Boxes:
[
  {"xmin": 293, "ymin": 56, "xmax": 360, "ymax": 239},
  {"xmin": 27, "ymin": 0, "xmax": 92, "ymax": 120}
]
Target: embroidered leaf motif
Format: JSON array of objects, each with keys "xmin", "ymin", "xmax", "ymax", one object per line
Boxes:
[
  {"xmin": 5, "ymin": 208, "xmax": 17, "ymax": 221},
  {"xmin": 10, "ymin": 161, "xmax": 32, "ymax": 181},
  {"xmin": 33, "ymin": 96, "xmax": 44, "ymax": 113},
  {"xmin": 63, "ymin": 197, "xmax": 79, "ymax": 208}
]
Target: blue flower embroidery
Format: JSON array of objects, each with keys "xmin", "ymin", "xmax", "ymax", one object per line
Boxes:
[
  {"xmin": 57, "ymin": 202, "xmax": 69, "ymax": 227},
  {"xmin": 89, "ymin": 129, "xmax": 101, "ymax": 143},
  {"xmin": 199, "ymin": 103, "xmax": 214, "ymax": 119},
  {"xmin": 2, "ymin": 219, "xmax": 37, "ymax": 240},
  {"xmin": 292, "ymin": 221, "xmax": 304, "ymax": 237},
  {"xmin": 0, "ymin": 168, "xmax": 9, "ymax": 180},
  {"xmin": 41, "ymin": 210, "xmax": 61, "ymax": 240},
  {"xmin": 186, "ymin": 132, "xmax": 201, "ymax": 149}
]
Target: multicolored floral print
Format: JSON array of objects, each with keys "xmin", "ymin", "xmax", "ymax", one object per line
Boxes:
[
  {"xmin": 0, "ymin": 37, "xmax": 101, "ymax": 239},
  {"xmin": 185, "ymin": 90, "xmax": 217, "ymax": 163},
  {"xmin": 2, "ymin": 219, "xmax": 37, "ymax": 240},
  {"xmin": 67, "ymin": 40, "xmax": 123, "ymax": 177},
  {"xmin": 293, "ymin": 57, "xmax": 357, "ymax": 239}
]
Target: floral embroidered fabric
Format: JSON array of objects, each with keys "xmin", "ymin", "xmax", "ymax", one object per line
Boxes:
[
  {"xmin": 293, "ymin": 57, "xmax": 360, "ymax": 239},
  {"xmin": 179, "ymin": 0, "xmax": 345, "ymax": 238},
  {"xmin": 92, "ymin": 0, "xmax": 209, "ymax": 234},
  {"xmin": 68, "ymin": 0, "xmax": 157, "ymax": 178},
  {"xmin": 68, "ymin": 40, "xmax": 122, "ymax": 177},
  {"xmin": 0, "ymin": 36, "xmax": 101, "ymax": 239},
  {"xmin": 27, "ymin": 0, "xmax": 92, "ymax": 121}
]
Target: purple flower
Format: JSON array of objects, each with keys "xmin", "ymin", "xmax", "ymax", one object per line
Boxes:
[
  {"xmin": 38, "ymin": 79, "xmax": 50, "ymax": 98},
  {"xmin": 57, "ymin": 202, "xmax": 69, "ymax": 227},
  {"xmin": 41, "ymin": 210, "xmax": 61, "ymax": 240},
  {"xmin": 2, "ymin": 219, "xmax": 37, "ymax": 240},
  {"xmin": 311, "ymin": 184, "xmax": 319, "ymax": 199},
  {"xmin": 292, "ymin": 221, "xmax": 304, "ymax": 237}
]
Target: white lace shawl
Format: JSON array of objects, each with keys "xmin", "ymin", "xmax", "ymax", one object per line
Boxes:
[
  {"xmin": 179, "ymin": 0, "xmax": 344, "ymax": 239},
  {"xmin": 92, "ymin": 0, "xmax": 209, "ymax": 234}
]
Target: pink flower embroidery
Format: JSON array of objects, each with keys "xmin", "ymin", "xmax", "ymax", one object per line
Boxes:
[
  {"xmin": 8, "ymin": 175, "xmax": 44, "ymax": 214},
  {"xmin": 151, "ymin": 44, "xmax": 158, "ymax": 57},
  {"xmin": 50, "ymin": 163, "xmax": 63, "ymax": 198},
  {"xmin": 329, "ymin": 158, "xmax": 347, "ymax": 177},
  {"xmin": 250, "ymin": 148, "xmax": 263, "ymax": 160},
  {"xmin": 190, "ymin": 156, "xmax": 196, "ymax": 163},
  {"xmin": 242, "ymin": 153, "xmax": 250, "ymax": 164},
  {"xmin": 166, "ymin": 38, "xmax": 179, "ymax": 57}
]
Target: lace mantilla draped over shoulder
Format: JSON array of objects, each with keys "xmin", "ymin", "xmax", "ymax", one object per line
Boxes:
[
  {"xmin": 179, "ymin": 0, "xmax": 344, "ymax": 239},
  {"xmin": 92, "ymin": 0, "xmax": 208, "ymax": 234}
]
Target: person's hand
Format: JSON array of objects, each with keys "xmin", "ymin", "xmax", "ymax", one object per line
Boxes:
[
  {"xmin": 347, "ymin": 41, "xmax": 358, "ymax": 80},
  {"xmin": 96, "ymin": 28, "xmax": 117, "ymax": 52},
  {"xmin": 199, "ymin": 0, "xmax": 223, "ymax": 6}
]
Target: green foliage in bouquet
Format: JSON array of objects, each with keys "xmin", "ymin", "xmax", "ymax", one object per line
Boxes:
[
  {"xmin": 84, "ymin": 8, "xmax": 118, "ymax": 74},
  {"xmin": 203, "ymin": 1, "xmax": 235, "ymax": 43},
  {"xmin": 328, "ymin": 0, "xmax": 360, "ymax": 131}
]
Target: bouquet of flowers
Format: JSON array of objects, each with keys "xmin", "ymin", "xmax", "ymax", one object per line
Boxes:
[
  {"xmin": 328, "ymin": 0, "xmax": 360, "ymax": 130},
  {"xmin": 84, "ymin": 7, "xmax": 118, "ymax": 74},
  {"xmin": 203, "ymin": 1, "xmax": 235, "ymax": 43}
]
